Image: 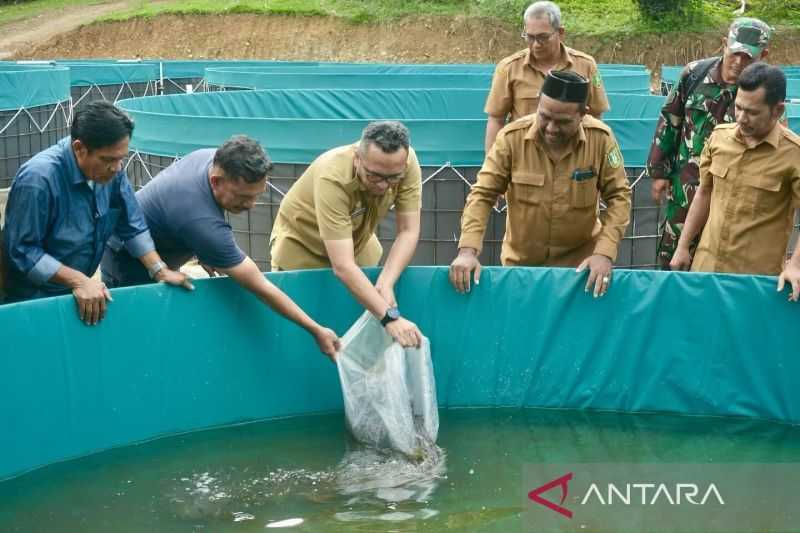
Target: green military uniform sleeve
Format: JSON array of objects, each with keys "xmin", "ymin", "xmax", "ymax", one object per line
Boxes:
[
  {"xmin": 458, "ymin": 130, "xmax": 513, "ymax": 253},
  {"xmin": 395, "ymin": 147, "xmax": 422, "ymax": 213},
  {"xmin": 594, "ymin": 133, "xmax": 632, "ymax": 261},
  {"xmin": 314, "ymin": 175, "xmax": 355, "ymax": 241},
  {"xmin": 646, "ymin": 66, "xmax": 692, "ymax": 179}
]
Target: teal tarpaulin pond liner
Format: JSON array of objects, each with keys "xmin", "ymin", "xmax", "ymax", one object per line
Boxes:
[
  {"xmin": 160, "ymin": 60, "xmax": 319, "ymax": 79},
  {"xmin": 119, "ymin": 89, "xmax": 667, "ymax": 167},
  {"xmin": 605, "ymin": 92, "xmax": 666, "ymax": 118},
  {"xmin": 789, "ymin": 104, "xmax": 800, "ymax": 133},
  {"xmin": 56, "ymin": 61, "xmax": 160, "ymax": 87},
  {"xmin": 45, "ymin": 60, "xmax": 647, "ymax": 79},
  {"xmin": 0, "ymin": 64, "xmax": 72, "ymax": 187},
  {"xmin": 42, "ymin": 59, "xmax": 321, "ymax": 94},
  {"xmin": 0, "ymin": 64, "xmax": 71, "ymax": 111},
  {"xmin": 789, "ymin": 79, "xmax": 800, "ymax": 101},
  {"xmin": 201, "ymin": 63, "xmax": 642, "ymax": 75},
  {"xmin": 206, "ymin": 69, "xmax": 496, "ymax": 90},
  {"xmin": 33, "ymin": 60, "xmax": 163, "ymax": 111},
  {"xmin": 598, "ymin": 69, "xmax": 651, "ymax": 94},
  {"xmin": 0, "ymin": 267, "xmax": 798, "ymax": 481},
  {"xmin": 598, "ymin": 63, "xmax": 648, "ymax": 71},
  {"xmin": 604, "ymin": 93, "xmax": 666, "ymax": 168},
  {"xmin": 120, "ymin": 88, "xmax": 489, "ymax": 166},
  {"xmin": 8, "ymin": 60, "xmax": 160, "ymax": 89},
  {"xmin": 125, "ymin": 87, "xmax": 489, "ymax": 120},
  {"xmin": 660, "ymin": 65, "xmax": 684, "ymax": 86},
  {"xmin": 204, "ymin": 66, "xmax": 651, "ymax": 94}
]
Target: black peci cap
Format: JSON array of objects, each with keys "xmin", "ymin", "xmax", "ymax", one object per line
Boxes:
[{"xmin": 541, "ymin": 70, "xmax": 589, "ymax": 105}]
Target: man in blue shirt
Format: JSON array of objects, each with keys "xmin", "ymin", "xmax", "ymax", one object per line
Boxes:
[
  {"xmin": 101, "ymin": 135, "xmax": 340, "ymax": 360},
  {"xmin": 1, "ymin": 102, "xmax": 192, "ymax": 324}
]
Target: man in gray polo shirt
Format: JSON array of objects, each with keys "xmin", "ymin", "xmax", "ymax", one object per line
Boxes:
[{"xmin": 101, "ymin": 135, "xmax": 339, "ymax": 359}]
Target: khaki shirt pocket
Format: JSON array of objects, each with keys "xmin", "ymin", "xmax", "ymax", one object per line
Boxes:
[
  {"xmin": 745, "ymin": 174, "xmax": 783, "ymax": 217},
  {"xmin": 709, "ymin": 161, "xmax": 730, "ymax": 180},
  {"xmin": 514, "ymin": 86, "xmax": 541, "ymax": 117},
  {"xmin": 747, "ymin": 175, "xmax": 782, "ymax": 193},
  {"xmin": 510, "ymin": 172, "xmax": 545, "ymax": 205},
  {"xmin": 708, "ymin": 160, "xmax": 731, "ymax": 194},
  {"xmin": 570, "ymin": 176, "xmax": 599, "ymax": 208}
]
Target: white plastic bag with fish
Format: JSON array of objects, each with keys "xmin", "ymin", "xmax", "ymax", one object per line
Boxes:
[{"xmin": 336, "ymin": 311, "xmax": 438, "ymax": 457}]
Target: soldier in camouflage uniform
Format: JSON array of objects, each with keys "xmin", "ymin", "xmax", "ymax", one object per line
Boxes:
[{"xmin": 647, "ymin": 18, "xmax": 773, "ymax": 269}]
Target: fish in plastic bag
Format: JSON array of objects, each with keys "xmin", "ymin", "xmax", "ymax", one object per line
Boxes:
[{"xmin": 336, "ymin": 311, "xmax": 438, "ymax": 459}]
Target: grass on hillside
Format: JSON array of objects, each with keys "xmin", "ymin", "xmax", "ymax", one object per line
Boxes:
[
  {"xmin": 103, "ymin": 0, "xmax": 800, "ymax": 34},
  {"xmin": 0, "ymin": 0, "xmax": 105, "ymax": 25},
  {"xmin": 2, "ymin": 0, "xmax": 799, "ymax": 35}
]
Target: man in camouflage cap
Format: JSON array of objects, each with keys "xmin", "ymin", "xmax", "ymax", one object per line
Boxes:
[{"xmin": 646, "ymin": 17, "xmax": 773, "ymax": 269}]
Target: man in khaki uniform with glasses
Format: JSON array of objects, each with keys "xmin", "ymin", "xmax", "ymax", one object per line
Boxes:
[
  {"xmin": 670, "ymin": 62, "xmax": 800, "ymax": 302},
  {"xmin": 484, "ymin": 1, "xmax": 609, "ymax": 154},
  {"xmin": 270, "ymin": 120, "xmax": 424, "ymax": 347},
  {"xmin": 451, "ymin": 71, "xmax": 631, "ymax": 298}
]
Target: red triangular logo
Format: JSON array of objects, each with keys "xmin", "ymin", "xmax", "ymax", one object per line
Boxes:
[{"xmin": 528, "ymin": 472, "xmax": 573, "ymax": 519}]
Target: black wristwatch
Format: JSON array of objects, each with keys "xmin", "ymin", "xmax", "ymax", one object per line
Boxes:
[{"xmin": 380, "ymin": 307, "xmax": 400, "ymax": 327}]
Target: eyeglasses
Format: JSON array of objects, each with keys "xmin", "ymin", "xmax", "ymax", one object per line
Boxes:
[
  {"xmin": 521, "ymin": 31, "xmax": 557, "ymax": 44},
  {"xmin": 360, "ymin": 162, "xmax": 404, "ymax": 184}
]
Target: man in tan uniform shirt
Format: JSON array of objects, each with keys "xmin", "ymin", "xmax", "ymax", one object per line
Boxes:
[
  {"xmin": 451, "ymin": 71, "xmax": 631, "ymax": 298},
  {"xmin": 271, "ymin": 121, "xmax": 425, "ymax": 346},
  {"xmin": 484, "ymin": 1, "xmax": 609, "ymax": 154},
  {"xmin": 671, "ymin": 63, "xmax": 800, "ymax": 301}
]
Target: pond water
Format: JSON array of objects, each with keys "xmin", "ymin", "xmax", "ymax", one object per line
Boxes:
[{"xmin": 1, "ymin": 407, "xmax": 798, "ymax": 532}]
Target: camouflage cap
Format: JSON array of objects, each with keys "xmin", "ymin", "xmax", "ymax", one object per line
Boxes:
[{"xmin": 727, "ymin": 17, "xmax": 773, "ymax": 58}]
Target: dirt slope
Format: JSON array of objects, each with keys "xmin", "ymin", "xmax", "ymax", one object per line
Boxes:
[{"xmin": 8, "ymin": 13, "xmax": 800, "ymax": 68}]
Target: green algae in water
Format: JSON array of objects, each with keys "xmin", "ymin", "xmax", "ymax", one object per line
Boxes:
[{"xmin": 1, "ymin": 408, "xmax": 800, "ymax": 532}]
